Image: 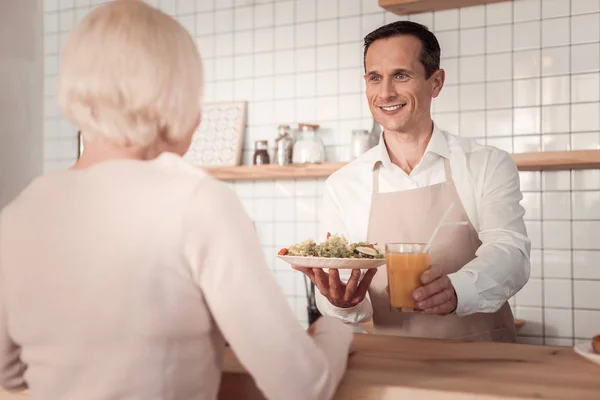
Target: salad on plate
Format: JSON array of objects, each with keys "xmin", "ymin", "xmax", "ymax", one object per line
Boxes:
[{"xmin": 277, "ymin": 233, "xmax": 386, "ymax": 270}]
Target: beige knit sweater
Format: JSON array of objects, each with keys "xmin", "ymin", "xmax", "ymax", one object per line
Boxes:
[{"xmin": 0, "ymin": 153, "xmax": 351, "ymax": 400}]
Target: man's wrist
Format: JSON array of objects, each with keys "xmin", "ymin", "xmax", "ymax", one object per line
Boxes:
[
  {"xmin": 447, "ymin": 271, "xmax": 479, "ymax": 316},
  {"xmin": 450, "ymin": 288, "xmax": 458, "ymax": 314}
]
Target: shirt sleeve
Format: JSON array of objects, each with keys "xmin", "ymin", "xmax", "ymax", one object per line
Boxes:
[
  {"xmin": 315, "ymin": 181, "xmax": 373, "ymax": 324},
  {"xmin": 0, "ymin": 236, "xmax": 28, "ymax": 392},
  {"xmin": 448, "ymin": 150, "xmax": 531, "ymax": 316},
  {"xmin": 182, "ymin": 178, "xmax": 352, "ymax": 400}
]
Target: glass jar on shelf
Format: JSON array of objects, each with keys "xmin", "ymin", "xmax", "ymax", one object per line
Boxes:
[
  {"xmin": 351, "ymin": 129, "xmax": 371, "ymax": 159},
  {"xmin": 292, "ymin": 123, "xmax": 325, "ymax": 164},
  {"xmin": 253, "ymin": 140, "xmax": 270, "ymax": 165},
  {"xmin": 273, "ymin": 124, "xmax": 293, "ymax": 165}
]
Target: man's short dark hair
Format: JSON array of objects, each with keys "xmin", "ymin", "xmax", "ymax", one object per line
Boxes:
[{"xmin": 363, "ymin": 21, "xmax": 441, "ymax": 79}]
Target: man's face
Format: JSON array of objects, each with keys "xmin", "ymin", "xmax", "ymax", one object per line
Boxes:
[{"xmin": 364, "ymin": 35, "xmax": 444, "ymax": 133}]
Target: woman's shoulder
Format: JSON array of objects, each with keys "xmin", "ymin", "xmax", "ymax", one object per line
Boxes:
[
  {"xmin": 151, "ymin": 153, "xmax": 236, "ymax": 201},
  {"xmin": 1, "ymin": 153, "xmax": 223, "ymax": 217},
  {"xmin": 152, "ymin": 152, "xmax": 211, "ymax": 179}
]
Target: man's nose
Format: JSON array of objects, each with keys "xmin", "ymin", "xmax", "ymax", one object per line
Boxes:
[{"xmin": 378, "ymin": 78, "xmax": 398, "ymax": 100}]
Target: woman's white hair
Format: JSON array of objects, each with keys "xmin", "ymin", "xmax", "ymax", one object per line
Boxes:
[{"xmin": 58, "ymin": 0, "xmax": 203, "ymax": 147}]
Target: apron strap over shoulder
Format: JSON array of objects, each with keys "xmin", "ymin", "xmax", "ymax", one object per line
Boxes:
[
  {"xmin": 372, "ymin": 161, "xmax": 382, "ymax": 194},
  {"xmin": 443, "ymin": 158, "xmax": 452, "ymax": 182}
]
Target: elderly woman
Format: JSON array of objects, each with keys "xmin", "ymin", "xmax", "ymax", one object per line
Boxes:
[{"xmin": 0, "ymin": 1, "xmax": 352, "ymax": 399}]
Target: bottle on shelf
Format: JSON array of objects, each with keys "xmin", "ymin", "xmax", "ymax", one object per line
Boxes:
[
  {"xmin": 273, "ymin": 124, "xmax": 294, "ymax": 165},
  {"xmin": 253, "ymin": 140, "xmax": 270, "ymax": 165},
  {"xmin": 350, "ymin": 129, "xmax": 371, "ymax": 159}
]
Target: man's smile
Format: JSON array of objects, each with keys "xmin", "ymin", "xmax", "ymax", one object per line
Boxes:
[{"xmin": 378, "ymin": 104, "xmax": 406, "ymax": 112}]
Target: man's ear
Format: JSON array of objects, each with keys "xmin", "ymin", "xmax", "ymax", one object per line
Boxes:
[{"xmin": 430, "ymin": 69, "xmax": 445, "ymax": 99}]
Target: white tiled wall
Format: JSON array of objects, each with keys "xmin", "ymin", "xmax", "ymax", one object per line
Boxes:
[{"xmin": 43, "ymin": 0, "xmax": 600, "ymax": 344}]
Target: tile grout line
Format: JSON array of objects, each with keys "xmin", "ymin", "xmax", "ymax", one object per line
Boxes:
[
  {"xmin": 483, "ymin": 5, "xmax": 488, "ymax": 146},
  {"xmin": 510, "ymin": 3, "xmax": 516, "ymax": 162},
  {"xmin": 568, "ymin": 0, "xmax": 576, "ymax": 346},
  {"xmin": 536, "ymin": 0, "xmax": 546, "ymax": 344},
  {"xmin": 457, "ymin": 9, "xmax": 462, "ymax": 139}
]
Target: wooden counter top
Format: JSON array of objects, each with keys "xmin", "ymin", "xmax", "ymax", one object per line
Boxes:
[
  {"xmin": 218, "ymin": 333, "xmax": 600, "ymax": 400},
  {"xmin": 4, "ymin": 334, "xmax": 597, "ymax": 399}
]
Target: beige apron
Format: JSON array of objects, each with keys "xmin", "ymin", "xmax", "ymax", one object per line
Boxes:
[{"xmin": 365, "ymin": 159, "xmax": 516, "ymax": 343}]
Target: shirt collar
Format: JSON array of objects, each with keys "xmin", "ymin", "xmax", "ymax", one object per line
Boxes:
[{"xmin": 376, "ymin": 123, "xmax": 450, "ymax": 170}]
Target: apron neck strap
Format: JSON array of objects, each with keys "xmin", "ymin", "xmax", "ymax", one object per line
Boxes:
[
  {"xmin": 372, "ymin": 161, "xmax": 382, "ymax": 194},
  {"xmin": 443, "ymin": 158, "xmax": 452, "ymax": 181}
]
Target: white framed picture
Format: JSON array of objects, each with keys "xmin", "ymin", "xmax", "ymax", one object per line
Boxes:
[
  {"xmin": 76, "ymin": 101, "xmax": 247, "ymax": 166},
  {"xmin": 184, "ymin": 101, "xmax": 247, "ymax": 166}
]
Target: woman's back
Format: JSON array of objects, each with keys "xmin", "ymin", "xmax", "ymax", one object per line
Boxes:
[{"xmin": 1, "ymin": 154, "xmax": 229, "ymax": 399}]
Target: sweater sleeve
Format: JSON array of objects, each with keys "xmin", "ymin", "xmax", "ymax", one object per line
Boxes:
[
  {"xmin": 0, "ymin": 223, "xmax": 28, "ymax": 392},
  {"xmin": 182, "ymin": 178, "xmax": 352, "ymax": 400}
]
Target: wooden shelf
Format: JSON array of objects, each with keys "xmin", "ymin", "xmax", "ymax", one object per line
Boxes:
[
  {"xmin": 379, "ymin": 0, "xmax": 511, "ymax": 15},
  {"xmin": 204, "ymin": 162, "xmax": 346, "ymax": 181},
  {"xmin": 204, "ymin": 150, "xmax": 600, "ymax": 182},
  {"xmin": 512, "ymin": 150, "xmax": 600, "ymax": 171}
]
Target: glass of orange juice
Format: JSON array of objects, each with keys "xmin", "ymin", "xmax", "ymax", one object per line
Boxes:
[{"xmin": 386, "ymin": 243, "xmax": 431, "ymax": 313}]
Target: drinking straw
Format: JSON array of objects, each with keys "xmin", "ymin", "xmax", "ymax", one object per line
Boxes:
[
  {"xmin": 441, "ymin": 221, "xmax": 468, "ymax": 226},
  {"xmin": 425, "ymin": 202, "xmax": 455, "ymax": 252}
]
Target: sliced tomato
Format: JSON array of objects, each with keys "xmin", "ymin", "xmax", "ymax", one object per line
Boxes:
[
  {"xmin": 278, "ymin": 248, "xmax": 289, "ymax": 255},
  {"xmin": 326, "ymin": 232, "xmax": 331, "ymax": 239}
]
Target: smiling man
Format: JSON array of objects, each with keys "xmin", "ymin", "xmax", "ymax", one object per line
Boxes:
[{"xmin": 294, "ymin": 21, "xmax": 531, "ymax": 342}]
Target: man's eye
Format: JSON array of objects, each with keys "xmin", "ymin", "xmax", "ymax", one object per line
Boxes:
[
  {"xmin": 369, "ymin": 76, "xmax": 381, "ymax": 82},
  {"xmin": 395, "ymin": 74, "xmax": 407, "ymax": 80}
]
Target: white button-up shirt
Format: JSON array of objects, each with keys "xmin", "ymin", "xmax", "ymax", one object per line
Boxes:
[{"xmin": 317, "ymin": 125, "xmax": 531, "ymax": 320}]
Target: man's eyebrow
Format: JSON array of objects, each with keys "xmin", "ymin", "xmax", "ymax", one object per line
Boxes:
[
  {"xmin": 391, "ymin": 68, "xmax": 411, "ymax": 75},
  {"xmin": 365, "ymin": 68, "xmax": 412, "ymax": 76}
]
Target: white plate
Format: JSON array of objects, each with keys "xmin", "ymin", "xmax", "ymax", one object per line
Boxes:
[
  {"xmin": 574, "ymin": 342, "xmax": 600, "ymax": 367},
  {"xmin": 277, "ymin": 255, "xmax": 386, "ymax": 270}
]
